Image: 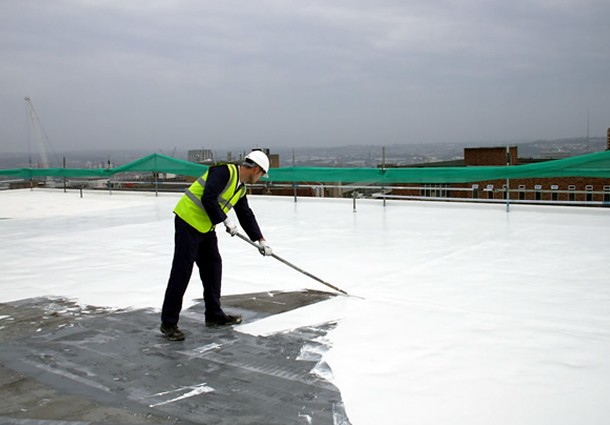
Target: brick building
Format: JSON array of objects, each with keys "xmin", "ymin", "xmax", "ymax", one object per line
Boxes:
[
  {"xmin": 252, "ymin": 131, "xmax": 610, "ymax": 205},
  {"xmin": 390, "ymin": 145, "xmax": 610, "ymax": 204}
]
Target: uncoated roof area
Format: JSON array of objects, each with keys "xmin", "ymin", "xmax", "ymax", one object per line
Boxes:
[{"xmin": 1, "ymin": 189, "xmax": 610, "ymax": 425}]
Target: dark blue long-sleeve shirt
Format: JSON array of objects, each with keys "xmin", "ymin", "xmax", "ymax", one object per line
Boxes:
[{"xmin": 201, "ymin": 165, "xmax": 263, "ymax": 241}]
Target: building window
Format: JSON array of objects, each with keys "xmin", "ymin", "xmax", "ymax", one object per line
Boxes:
[
  {"xmin": 421, "ymin": 185, "xmax": 429, "ymax": 197},
  {"xmin": 421, "ymin": 184, "xmax": 450, "ymax": 198},
  {"xmin": 534, "ymin": 184, "xmax": 542, "ymax": 201},
  {"xmin": 568, "ymin": 185, "xmax": 576, "ymax": 202},
  {"xmin": 518, "ymin": 185, "xmax": 526, "ymax": 201},
  {"xmin": 472, "ymin": 184, "xmax": 479, "ymax": 199},
  {"xmin": 604, "ymin": 186, "xmax": 610, "ymax": 203},
  {"xmin": 485, "ymin": 184, "xmax": 494, "ymax": 199},
  {"xmin": 551, "ymin": 185, "xmax": 559, "ymax": 201},
  {"xmin": 436, "ymin": 184, "xmax": 449, "ymax": 198},
  {"xmin": 586, "ymin": 185, "xmax": 593, "ymax": 202}
]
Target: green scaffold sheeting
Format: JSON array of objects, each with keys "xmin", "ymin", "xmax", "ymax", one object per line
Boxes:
[
  {"xmin": 0, "ymin": 154, "xmax": 207, "ymax": 180},
  {"xmin": 1, "ymin": 151, "xmax": 610, "ymax": 183}
]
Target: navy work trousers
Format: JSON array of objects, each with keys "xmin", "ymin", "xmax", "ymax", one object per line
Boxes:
[{"xmin": 161, "ymin": 215, "xmax": 224, "ymax": 325}]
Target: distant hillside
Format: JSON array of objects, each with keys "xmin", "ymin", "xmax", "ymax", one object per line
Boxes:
[
  {"xmin": 1, "ymin": 137, "xmax": 606, "ymax": 169},
  {"xmin": 517, "ymin": 137, "xmax": 606, "ymax": 158},
  {"xmin": 272, "ymin": 137, "xmax": 607, "ymax": 166}
]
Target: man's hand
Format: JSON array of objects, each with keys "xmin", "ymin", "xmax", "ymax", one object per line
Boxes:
[
  {"xmin": 258, "ymin": 240, "xmax": 273, "ymax": 256},
  {"xmin": 224, "ymin": 219, "xmax": 238, "ymax": 237}
]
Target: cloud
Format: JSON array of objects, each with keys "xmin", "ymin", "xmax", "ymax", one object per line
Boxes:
[{"xmin": 1, "ymin": 0, "xmax": 609, "ymax": 153}]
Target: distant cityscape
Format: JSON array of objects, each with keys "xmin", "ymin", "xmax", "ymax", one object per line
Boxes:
[{"xmin": 0, "ymin": 136, "xmax": 606, "ymax": 170}]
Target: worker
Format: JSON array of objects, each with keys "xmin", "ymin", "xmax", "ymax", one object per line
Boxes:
[{"xmin": 160, "ymin": 150, "xmax": 273, "ymax": 341}]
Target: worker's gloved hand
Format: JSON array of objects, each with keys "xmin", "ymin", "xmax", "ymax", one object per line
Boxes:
[
  {"xmin": 223, "ymin": 219, "xmax": 238, "ymax": 237},
  {"xmin": 258, "ymin": 240, "xmax": 273, "ymax": 256}
]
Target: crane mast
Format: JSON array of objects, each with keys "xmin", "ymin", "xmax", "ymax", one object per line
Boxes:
[{"xmin": 24, "ymin": 96, "xmax": 50, "ymax": 169}]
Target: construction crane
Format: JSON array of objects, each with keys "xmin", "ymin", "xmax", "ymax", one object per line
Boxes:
[{"xmin": 24, "ymin": 96, "xmax": 50, "ymax": 169}]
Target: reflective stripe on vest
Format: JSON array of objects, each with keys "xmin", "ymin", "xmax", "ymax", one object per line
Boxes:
[{"xmin": 173, "ymin": 164, "xmax": 246, "ymax": 233}]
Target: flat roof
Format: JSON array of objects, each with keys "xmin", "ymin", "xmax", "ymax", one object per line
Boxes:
[{"xmin": 1, "ymin": 189, "xmax": 610, "ymax": 424}]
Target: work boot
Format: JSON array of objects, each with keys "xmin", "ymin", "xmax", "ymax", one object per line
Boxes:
[
  {"xmin": 205, "ymin": 314, "xmax": 242, "ymax": 327},
  {"xmin": 160, "ymin": 323, "xmax": 185, "ymax": 341}
]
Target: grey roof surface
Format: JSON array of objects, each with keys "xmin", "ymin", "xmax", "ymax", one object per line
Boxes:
[{"xmin": 0, "ymin": 290, "xmax": 350, "ymax": 425}]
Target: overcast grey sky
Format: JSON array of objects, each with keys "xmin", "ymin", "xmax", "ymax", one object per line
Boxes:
[{"xmin": 1, "ymin": 0, "xmax": 609, "ymax": 154}]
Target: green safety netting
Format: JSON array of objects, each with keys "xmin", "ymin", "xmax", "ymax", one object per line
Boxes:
[
  {"xmin": 0, "ymin": 154, "xmax": 207, "ymax": 180},
  {"xmin": 0, "ymin": 167, "xmax": 109, "ymax": 179},
  {"xmin": 110, "ymin": 153, "xmax": 207, "ymax": 176},
  {"xmin": 1, "ymin": 151, "xmax": 610, "ymax": 183}
]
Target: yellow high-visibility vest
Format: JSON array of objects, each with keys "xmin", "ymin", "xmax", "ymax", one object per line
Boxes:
[{"xmin": 174, "ymin": 164, "xmax": 246, "ymax": 233}]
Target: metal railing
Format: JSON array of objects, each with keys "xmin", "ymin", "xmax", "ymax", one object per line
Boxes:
[{"xmin": 6, "ymin": 178, "xmax": 610, "ymax": 208}]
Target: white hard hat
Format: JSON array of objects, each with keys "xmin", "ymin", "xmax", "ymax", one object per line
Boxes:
[{"xmin": 244, "ymin": 150, "xmax": 269, "ymax": 176}]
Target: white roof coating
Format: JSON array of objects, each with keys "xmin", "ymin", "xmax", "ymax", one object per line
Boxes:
[{"xmin": 1, "ymin": 188, "xmax": 610, "ymax": 424}]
